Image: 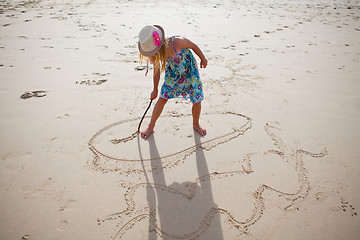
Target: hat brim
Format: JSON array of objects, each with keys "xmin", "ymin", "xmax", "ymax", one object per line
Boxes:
[{"xmin": 138, "ymin": 25, "xmax": 165, "ymax": 57}]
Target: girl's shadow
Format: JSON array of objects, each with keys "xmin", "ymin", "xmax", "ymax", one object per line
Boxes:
[{"xmin": 139, "ymin": 132, "xmax": 224, "ymax": 240}]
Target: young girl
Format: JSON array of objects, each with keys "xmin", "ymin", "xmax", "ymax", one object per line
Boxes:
[{"xmin": 138, "ymin": 25, "xmax": 208, "ymax": 139}]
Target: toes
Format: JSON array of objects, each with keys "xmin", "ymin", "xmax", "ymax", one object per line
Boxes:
[
  {"xmin": 194, "ymin": 127, "xmax": 207, "ymax": 136},
  {"xmin": 140, "ymin": 130, "xmax": 152, "ymax": 139}
]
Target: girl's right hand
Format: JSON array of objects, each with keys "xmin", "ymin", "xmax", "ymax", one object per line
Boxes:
[{"xmin": 150, "ymin": 89, "xmax": 158, "ymax": 100}]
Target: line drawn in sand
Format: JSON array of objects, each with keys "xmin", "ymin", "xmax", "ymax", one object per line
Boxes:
[
  {"xmin": 91, "ymin": 118, "xmax": 327, "ymax": 239},
  {"xmin": 88, "ymin": 112, "xmax": 252, "ymax": 175}
]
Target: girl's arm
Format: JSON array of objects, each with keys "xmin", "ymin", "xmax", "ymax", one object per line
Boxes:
[
  {"xmin": 175, "ymin": 37, "xmax": 208, "ymax": 68},
  {"xmin": 150, "ymin": 65, "xmax": 161, "ymax": 100}
]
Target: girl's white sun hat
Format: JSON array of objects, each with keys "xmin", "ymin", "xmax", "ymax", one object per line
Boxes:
[{"xmin": 138, "ymin": 25, "xmax": 165, "ymax": 57}]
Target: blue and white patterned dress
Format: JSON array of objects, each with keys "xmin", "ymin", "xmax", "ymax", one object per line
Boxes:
[{"xmin": 160, "ymin": 36, "xmax": 204, "ymax": 103}]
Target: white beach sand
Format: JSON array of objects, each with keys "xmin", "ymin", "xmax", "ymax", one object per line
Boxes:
[{"xmin": 1, "ymin": 0, "xmax": 359, "ymax": 239}]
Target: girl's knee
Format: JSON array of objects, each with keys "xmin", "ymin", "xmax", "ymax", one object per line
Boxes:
[
  {"xmin": 192, "ymin": 101, "xmax": 201, "ymax": 107},
  {"xmin": 157, "ymin": 97, "xmax": 168, "ymax": 105}
]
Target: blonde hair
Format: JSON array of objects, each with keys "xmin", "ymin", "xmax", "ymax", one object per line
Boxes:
[{"xmin": 140, "ymin": 37, "xmax": 169, "ymax": 72}]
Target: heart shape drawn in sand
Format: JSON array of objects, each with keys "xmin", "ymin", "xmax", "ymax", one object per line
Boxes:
[{"xmin": 88, "ymin": 112, "xmax": 252, "ymax": 175}]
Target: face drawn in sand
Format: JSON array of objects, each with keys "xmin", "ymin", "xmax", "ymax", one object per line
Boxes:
[
  {"xmin": 204, "ymin": 56, "xmax": 264, "ymax": 98},
  {"xmin": 93, "ymin": 121, "xmax": 327, "ymax": 239},
  {"xmin": 88, "ymin": 112, "xmax": 252, "ymax": 175}
]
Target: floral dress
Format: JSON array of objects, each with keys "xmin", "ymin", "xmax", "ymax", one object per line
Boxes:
[{"xmin": 160, "ymin": 36, "xmax": 204, "ymax": 103}]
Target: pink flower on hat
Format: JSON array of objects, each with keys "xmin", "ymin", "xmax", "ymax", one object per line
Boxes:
[{"xmin": 152, "ymin": 31, "xmax": 161, "ymax": 46}]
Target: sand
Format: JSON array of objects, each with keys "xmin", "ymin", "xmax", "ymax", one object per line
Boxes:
[{"xmin": 1, "ymin": 0, "xmax": 359, "ymax": 239}]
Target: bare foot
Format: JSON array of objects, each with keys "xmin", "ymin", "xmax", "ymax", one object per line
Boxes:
[
  {"xmin": 141, "ymin": 125, "xmax": 154, "ymax": 139},
  {"xmin": 193, "ymin": 124, "xmax": 207, "ymax": 136}
]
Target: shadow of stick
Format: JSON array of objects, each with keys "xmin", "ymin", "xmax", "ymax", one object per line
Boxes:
[{"xmin": 138, "ymin": 136, "xmax": 159, "ymax": 240}]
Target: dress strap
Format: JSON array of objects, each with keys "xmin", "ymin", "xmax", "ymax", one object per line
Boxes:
[{"xmin": 171, "ymin": 36, "xmax": 177, "ymax": 53}]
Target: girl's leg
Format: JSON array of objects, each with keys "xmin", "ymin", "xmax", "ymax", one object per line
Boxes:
[
  {"xmin": 141, "ymin": 97, "xmax": 168, "ymax": 138},
  {"xmin": 192, "ymin": 102, "xmax": 207, "ymax": 136}
]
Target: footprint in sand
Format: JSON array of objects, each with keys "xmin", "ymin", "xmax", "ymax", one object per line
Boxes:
[
  {"xmin": 76, "ymin": 73, "xmax": 110, "ymax": 85},
  {"xmin": 1, "ymin": 152, "xmax": 32, "ymax": 173},
  {"xmin": 20, "ymin": 177, "xmax": 64, "ymax": 201},
  {"xmin": 57, "ymin": 219, "xmax": 69, "ymax": 232},
  {"xmin": 20, "ymin": 90, "xmax": 47, "ymax": 99},
  {"xmin": 57, "ymin": 199, "xmax": 76, "ymax": 231},
  {"xmin": 1, "ymin": 152, "xmax": 32, "ymax": 161}
]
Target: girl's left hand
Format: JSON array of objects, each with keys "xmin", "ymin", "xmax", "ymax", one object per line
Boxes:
[{"xmin": 200, "ymin": 58, "xmax": 208, "ymax": 68}]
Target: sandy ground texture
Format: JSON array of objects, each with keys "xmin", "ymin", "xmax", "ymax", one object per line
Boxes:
[{"xmin": 1, "ymin": 0, "xmax": 360, "ymax": 239}]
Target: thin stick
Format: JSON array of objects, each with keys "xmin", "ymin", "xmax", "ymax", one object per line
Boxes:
[
  {"xmin": 137, "ymin": 99, "xmax": 153, "ymax": 133},
  {"xmin": 110, "ymin": 100, "xmax": 153, "ymax": 144}
]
